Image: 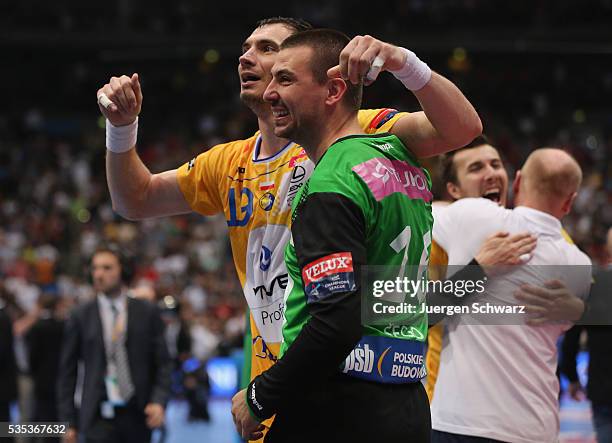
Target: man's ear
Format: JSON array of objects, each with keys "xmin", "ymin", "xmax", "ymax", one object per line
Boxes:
[
  {"xmin": 325, "ymin": 78, "xmax": 347, "ymax": 106},
  {"xmin": 446, "ymin": 182, "xmax": 462, "ymax": 200},
  {"xmin": 513, "ymin": 170, "xmax": 521, "ymax": 196},
  {"xmin": 561, "ymin": 191, "xmax": 577, "ymax": 216}
]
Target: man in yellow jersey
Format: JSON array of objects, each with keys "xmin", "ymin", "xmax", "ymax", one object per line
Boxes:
[
  {"xmin": 96, "ymin": 17, "xmax": 482, "ymax": 437},
  {"xmin": 425, "ymin": 136, "xmax": 587, "ymax": 400}
]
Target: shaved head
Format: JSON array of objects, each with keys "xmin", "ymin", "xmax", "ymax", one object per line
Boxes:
[
  {"xmin": 515, "ymin": 148, "xmax": 583, "ymax": 219},
  {"xmin": 520, "ymin": 148, "xmax": 582, "ymax": 198}
]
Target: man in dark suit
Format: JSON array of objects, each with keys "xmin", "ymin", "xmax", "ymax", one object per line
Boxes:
[
  {"xmin": 57, "ymin": 245, "xmax": 171, "ymax": 443},
  {"xmin": 27, "ymin": 294, "xmax": 64, "ymax": 443},
  {"xmin": 0, "ymin": 297, "xmax": 17, "ymax": 429}
]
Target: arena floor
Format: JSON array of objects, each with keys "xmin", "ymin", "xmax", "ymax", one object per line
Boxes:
[{"xmin": 158, "ymin": 394, "xmax": 596, "ymax": 443}]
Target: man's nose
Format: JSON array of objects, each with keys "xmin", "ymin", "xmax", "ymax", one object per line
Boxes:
[
  {"xmin": 484, "ymin": 165, "xmax": 498, "ymax": 181},
  {"xmin": 239, "ymin": 49, "xmax": 255, "ymax": 67},
  {"xmin": 263, "ymin": 83, "xmax": 278, "ymax": 103}
]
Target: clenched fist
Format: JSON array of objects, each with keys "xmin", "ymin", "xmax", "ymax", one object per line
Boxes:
[
  {"xmin": 328, "ymin": 35, "xmax": 408, "ymax": 86},
  {"xmin": 97, "ymin": 73, "xmax": 143, "ymax": 127}
]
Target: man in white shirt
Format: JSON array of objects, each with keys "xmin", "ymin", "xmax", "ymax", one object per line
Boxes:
[
  {"xmin": 425, "ymin": 137, "xmax": 584, "ymax": 400},
  {"xmin": 430, "ymin": 148, "xmax": 592, "ymax": 443}
]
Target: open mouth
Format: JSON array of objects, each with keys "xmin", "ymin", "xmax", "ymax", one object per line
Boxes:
[
  {"xmin": 241, "ymin": 73, "xmax": 261, "ymax": 84},
  {"xmin": 272, "ymin": 108, "xmax": 289, "ymax": 118},
  {"xmin": 482, "ymin": 188, "xmax": 502, "ymax": 204}
]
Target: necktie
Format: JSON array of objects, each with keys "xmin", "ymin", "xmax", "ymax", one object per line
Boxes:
[{"xmin": 111, "ymin": 303, "xmax": 134, "ymax": 401}]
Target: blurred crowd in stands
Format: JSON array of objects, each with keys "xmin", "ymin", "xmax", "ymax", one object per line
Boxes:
[{"xmin": 0, "ymin": 0, "xmax": 611, "ymax": 428}]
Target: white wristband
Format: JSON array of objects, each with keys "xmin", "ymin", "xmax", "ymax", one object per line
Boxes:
[
  {"xmin": 389, "ymin": 47, "xmax": 432, "ymax": 91},
  {"xmin": 106, "ymin": 118, "xmax": 138, "ymax": 153}
]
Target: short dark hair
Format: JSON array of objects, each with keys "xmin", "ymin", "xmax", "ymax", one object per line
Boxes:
[
  {"xmin": 280, "ymin": 29, "xmax": 362, "ymax": 112},
  {"xmin": 92, "ymin": 243, "xmax": 135, "ymax": 284},
  {"xmin": 255, "ymin": 17, "xmax": 313, "ymax": 34},
  {"xmin": 440, "ymin": 135, "xmax": 494, "ymax": 186}
]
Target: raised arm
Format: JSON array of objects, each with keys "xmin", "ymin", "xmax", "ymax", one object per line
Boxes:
[
  {"xmin": 334, "ymin": 35, "xmax": 482, "ymax": 158},
  {"xmin": 97, "ymin": 74, "xmax": 190, "ymax": 220}
]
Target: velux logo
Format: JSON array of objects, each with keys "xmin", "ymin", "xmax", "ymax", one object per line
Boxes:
[{"xmin": 302, "ymin": 252, "xmax": 353, "ymax": 284}]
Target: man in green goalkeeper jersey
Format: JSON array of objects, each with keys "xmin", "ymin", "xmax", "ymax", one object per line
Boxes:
[{"xmin": 232, "ymin": 29, "xmax": 433, "ymax": 442}]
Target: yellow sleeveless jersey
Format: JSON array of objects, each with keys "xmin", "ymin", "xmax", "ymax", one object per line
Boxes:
[
  {"xmin": 176, "ymin": 108, "xmax": 406, "ymax": 382},
  {"xmin": 425, "ymin": 240, "xmax": 447, "ymax": 401}
]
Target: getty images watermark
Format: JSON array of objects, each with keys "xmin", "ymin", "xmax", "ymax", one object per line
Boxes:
[
  {"xmin": 370, "ymin": 275, "xmax": 514, "ymax": 316},
  {"xmin": 361, "ymin": 265, "xmax": 597, "ymax": 326}
]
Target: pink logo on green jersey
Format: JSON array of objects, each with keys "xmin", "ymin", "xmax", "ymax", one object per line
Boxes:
[{"xmin": 352, "ymin": 158, "xmax": 432, "ymax": 203}]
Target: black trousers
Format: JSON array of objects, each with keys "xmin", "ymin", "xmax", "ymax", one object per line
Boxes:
[
  {"xmin": 0, "ymin": 400, "xmax": 10, "ymax": 422},
  {"xmin": 0, "ymin": 400, "xmax": 13, "ymax": 443},
  {"xmin": 33, "ymin": 393, "xmax": 58, "ymax": 421},
  {"xmin": 85, "ymin": 400, "xmax": 151, "ymax": 443},
  {"xmin": 265, "ymin": 377, "xmax": 431, "ymax": 443},
  {"xmin": 33, "ymin": 395, "xmax": 60, "ymax": 443}
]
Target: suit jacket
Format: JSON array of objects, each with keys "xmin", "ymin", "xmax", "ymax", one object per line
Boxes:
[
  {"xmin": 57, "ymin": 296, "xmax": 171, "ymax": 432},
  {"xmin": 27, "ymin": 316, "xmax": 64, "ymax": 399},
  {"xmin": 560, "ymin": 266, "xmax": 612, "ymax": 405},
  {"xmin": 0, "ymin": 307, "xmax": 17, "ymax": 404}
]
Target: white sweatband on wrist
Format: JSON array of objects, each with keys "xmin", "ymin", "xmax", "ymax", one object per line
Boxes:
[
  {"xmin": 389, "ymin": 47, "xmax": 432, "ymax": 91},
  {"xmin": 106, "ymin": 117, "xmax": 138, "ymax": 153}
]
